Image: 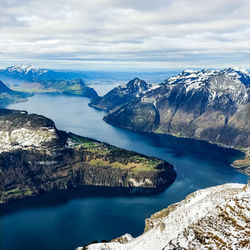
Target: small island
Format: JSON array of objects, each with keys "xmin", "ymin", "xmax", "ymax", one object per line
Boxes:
[{"xmin": 0, "ymin": 109, "xmax": 176, "ymax": 203}]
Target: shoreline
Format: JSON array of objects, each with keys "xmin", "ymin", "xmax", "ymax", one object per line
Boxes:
[{"xmin": 102, "ymin": 115, "xmax": 249, "ymax": 176}]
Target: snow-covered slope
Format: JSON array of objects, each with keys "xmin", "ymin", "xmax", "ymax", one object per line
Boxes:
[
  {"xmin": 81, "ymin": 183, "xmax": 249, "ymax": 250},
  {"xmin": 160, "ymin": 67, "xmax": 250, "ymax": 106},
  {"xmin": 5, "ymin": 64, "xmax": 48, "ymax": 75},
  {"xmin": 2, "ymin": 64, "xmax": 48, "ymax": 80}
]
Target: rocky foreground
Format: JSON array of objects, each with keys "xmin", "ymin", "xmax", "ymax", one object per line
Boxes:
[
  {"xmin": 0, "ymin": 109, "xmax": 176, "ymax": 203},
  {"xmin": 80, "ymin": 182, "xmax": 250, "ymax": 250}
]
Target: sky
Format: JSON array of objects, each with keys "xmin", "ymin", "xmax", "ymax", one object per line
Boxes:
[{"xmin": 0, "ymin": 0, "xmax": 249, "ymax": 70}]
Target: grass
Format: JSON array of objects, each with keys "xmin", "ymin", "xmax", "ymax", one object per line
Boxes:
[
  {"xmin": 70, "ymin": 135, "xmax": 97, "ymax": 149},
  {"xmin": 5, "ymin": 188, "xmax": 21, "ymax": 194},
  {"xmin": 88, "ymin": 159, "xmax": 108, "ymax": 166},
  {"xmin": 88, "ymin": 158, "xmax": 159, "ymax": 172},
  {"xmin": 11, "ymin": 80, "xmax": 87, "ymax": 96},
  {"xmin": 4, "ymin": 187, "xmax": 33, "ymax": 198},
  {"xmin": 12, "ymin": 87, "xmax": 55, "ymax": 93},
  {"xmin": 70, "ymin": 135, "xmax": 161, "ymax": 172}
]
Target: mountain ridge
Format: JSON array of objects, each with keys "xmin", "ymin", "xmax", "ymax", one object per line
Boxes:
[
  {"xmin": 89, "ymin": 68, "xmax": 250, "ymax": 174},
  {"xmin": 82, "ymin": 182, "xmax": 249, "ymax": 250},
  {"xmin": 0, "ymin": 65, "xmax": 98, "ymax": 99},
  {"xmin": 0, "ymin": 64, "xmax": 79, "ymax": 82}
]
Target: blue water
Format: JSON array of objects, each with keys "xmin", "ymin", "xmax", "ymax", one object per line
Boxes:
[{"xmin": 0, "ymin": 93, "xmax": 247, "ymax": 250}]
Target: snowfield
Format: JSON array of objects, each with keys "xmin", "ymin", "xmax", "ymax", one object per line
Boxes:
[{"xmin": 80, "ymin": 183, "xmax": 249, "ymax": 250}]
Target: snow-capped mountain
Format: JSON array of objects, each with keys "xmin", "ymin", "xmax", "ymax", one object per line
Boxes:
[
  {"xmin": 100, "ymin": 68, "xmax": 249, "ymax": 151},
  {"xmin": 79, "ymin": 183, "xmax": 249, "ymax": 250},
  {"xmin": 160, "ymin": 67, "xmax": 250, "ymax": 106},
  {"xmin": 89, "ymin": 78, "xmax": 152, "ymax": 111},
  {"xmin": 0, "ymin": 64, "xmax": 79, "ymax": 82},
  {"xmin": 0, "ymin": 65, "xmax": 98, "ymax": 99}
]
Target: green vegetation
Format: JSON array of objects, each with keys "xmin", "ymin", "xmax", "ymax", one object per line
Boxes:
[
  {"xmin": 88, "ymin": 157, "xmax": 160, "ymax": 172},
  {"xmin": 0, "ymin": 92, "xmax": 29, "ymax": 107},
  {"xmin": 12, "ymin": 87, "xmax": 55, "ymax": 93},
  {"xmin": 71, "ymin": 135, "xmax": 97, "ymax": 149},
  {"xmin": 11, "ymin": 79, "xmax": 97, "ymax": 98},
  {"xmin": 232, "ymin": 154, "xmax": 250, "ymax": 168},
  {"xmin": 70, "ymin": 134, "xmax": 162, "ymax": 172},
  {"xmin": 154, "ymin": 128, "xmax": 163, "ymax": 134},
  {"xmin": 4, "ymin": 187, "xmax": 33, "ymax": 199},
  {"xmin": 88, "ymin": 159, "xmax": 108, "ymax": 166},
  {"xmin": 5, "ymin": 187, "xmax": 21, "ymax": 194}
]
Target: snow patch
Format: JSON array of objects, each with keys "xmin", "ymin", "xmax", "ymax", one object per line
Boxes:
[
  {"xmin": 83, "ymin": 183, "xmax": 249, "ymax": 250},
  {"xmin": 0, "ymin": 127, "xmax": 57, "ymax": 152}
]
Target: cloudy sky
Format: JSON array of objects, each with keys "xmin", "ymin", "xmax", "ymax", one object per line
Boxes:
[{"xmin": 0, "ymin": 0, "xmax": 249, "ymax": 70}]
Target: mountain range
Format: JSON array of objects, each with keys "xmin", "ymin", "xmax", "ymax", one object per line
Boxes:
[
  {"xmin": 0, "ymin": 65, "xmax": 98, "ymax": 99},
  {"xmin": 0, "ymin": 80, "xmax": 30, "ymax": 107},
  {"xmin": 90, "ymin": 68, "xmax": 250, "ymax": 174},
  {"xmin": 0, "ymin": 64, "xmax": 79, "ymax": 82}
]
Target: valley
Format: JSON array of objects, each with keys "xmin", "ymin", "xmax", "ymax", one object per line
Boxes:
[
  {"xmin": 1, "ymin": 92, "xmax": 246, "ymax": 250},
  {"xmin": 0, "ymin": 66, "xmax": 249, "ymax": 250},
  {"xmin": 91, "ymin": 68, "xmax": 250, "ymax": 175},
  {"xmin": 2, "ymin": 0, "xmax": 249, "ymax": 249}
]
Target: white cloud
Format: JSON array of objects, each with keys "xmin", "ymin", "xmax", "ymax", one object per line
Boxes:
[{"xmin": 0, "ymin": 0, "xmax": 249, "ymax": 70}]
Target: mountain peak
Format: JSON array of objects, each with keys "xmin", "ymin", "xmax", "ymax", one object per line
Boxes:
[
  {"xmin": 6, "ymin": 64, "xmax": 46, "ymax": 73},
  {"xmin": 225, "ymin": 67, "xmax": 249, "ymax": 75},
  {"xmin": 126, "ymin": 78, "xmax": 152, "ymax": 91}
]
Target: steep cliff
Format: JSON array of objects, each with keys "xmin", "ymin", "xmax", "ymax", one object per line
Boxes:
[
  {"xmin": 0, "ymin": 109, "xmax": 176, "ymax": 203},
  {"xmin": 81, "ymin": 183, "xmax": 250, "ymax": 250}
]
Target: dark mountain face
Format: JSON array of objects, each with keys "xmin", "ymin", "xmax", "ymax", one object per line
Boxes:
[
  {"xmin": 0, "ymin": 80, "xmax": 14, "ymax": 93},
  {"xmin": 0, "ymin": 109, "xmax": 176, "ymax": 203},
  {"xmin": 89, "ymin": 78, "xmax": 152, "ymax": 111},
  {"xmin": 97, "ymin": 68, "xmax": 250, "ymax": 149}
]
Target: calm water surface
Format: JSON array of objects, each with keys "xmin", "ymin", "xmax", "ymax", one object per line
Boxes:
[{"xmin": 1, "ymin": 92, "xmax": 247, "ymax": 250}]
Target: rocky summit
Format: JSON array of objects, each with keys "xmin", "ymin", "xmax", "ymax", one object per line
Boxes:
[
  {"xmin": 81, "ymin": 182, "xmax": 250, "ymax": 250},
  {"xmin": 89, "ymin": 78, "xmax": 152, "ymax": 111},
  {"xmin": 0, "ymin": 109, "xmax": 176, "ymax": 203}
]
